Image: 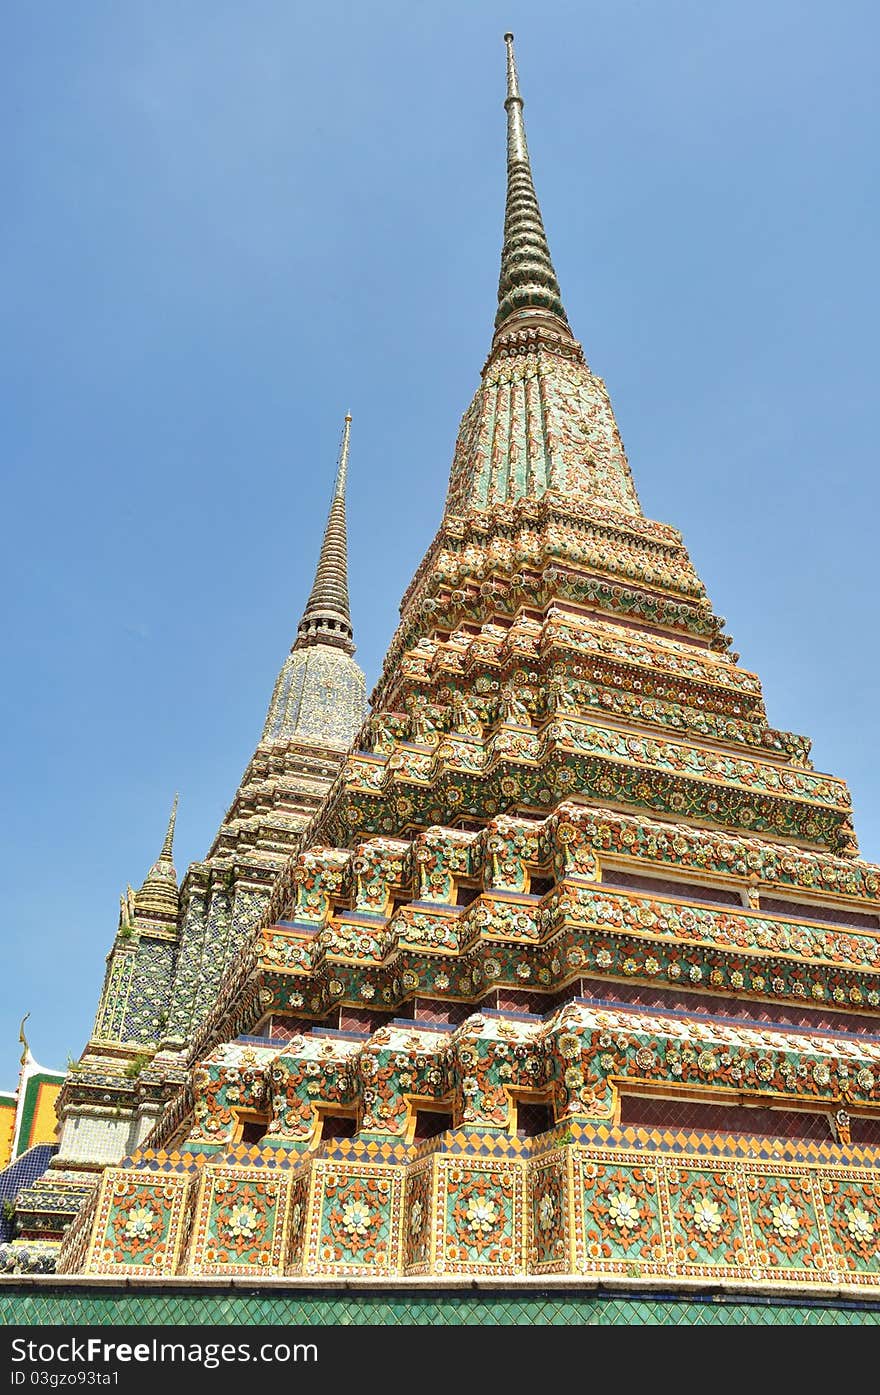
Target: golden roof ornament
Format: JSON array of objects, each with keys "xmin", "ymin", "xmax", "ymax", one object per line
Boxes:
[{"xmin": 18, "ymin": 1012, "xmax": 30, "ymax": 1068}]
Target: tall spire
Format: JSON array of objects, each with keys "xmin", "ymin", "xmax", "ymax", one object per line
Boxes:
[
  {"xmin": 442, "ymin": 35, "xmax": 640, "ymax": 519},
  {"xmin": 260, "ymin": 415, "xmax": 365, "ymax": 747},
  {"xmin": 294, "ymin": 414, "xmax": 355, "ymax": 656},
  {"xmin": 494, "ymin": 34, "xmax": 572, "ymax": 343}
]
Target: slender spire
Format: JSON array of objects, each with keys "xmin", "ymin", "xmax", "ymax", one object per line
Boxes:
[
  {"xmin": 494, "ymin": 34, "xmax": 572, "ymax": 343},
  {"xmin": 294, "ymin": 414, "xmax": 355, "ymax": 655},
  {"xmin": 161, "ymin": 793, "xmax": 178, "ymax": 860}
]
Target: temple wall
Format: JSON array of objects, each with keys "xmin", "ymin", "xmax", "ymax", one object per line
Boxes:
[
  {"xmin": 122, "ymin": 938, "xmax": 176, "ymax": 1044},
  {"xmin": 56, "ymin": 1110, "xmax": 142, "ymax": 1167},
  {"xmin": 165, "ymin": 884, "xmax": 209, "ymax": 1044}
]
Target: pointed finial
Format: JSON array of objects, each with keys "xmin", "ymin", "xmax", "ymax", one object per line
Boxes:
[
  {"xmin": 503, "ymin": 33, "xmax": 527, "ymax": 162},
  {"xmin": 334, "ymin": 413, "xmax": 352, "ymax": 501},
  {"xmin": 493, "ymin": 33, "xmax": 572, "ymax": 343},
  {"xmin": 18, "ymin": 1013, "xmax": 30, "ymax": 1068},
  {"xmin": 294, "ymin": 415, "xmax": 355, "ymax": 655},
  {"xmin": 133, "ymin": 797, "xmax": 180, "ymax": 922},
  {"xmin": 160, "ymin": 793, "xmax": 178, "ymax": 860}
]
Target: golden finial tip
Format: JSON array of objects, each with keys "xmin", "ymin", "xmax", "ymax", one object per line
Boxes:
[
  {"xmin": 160, "ymin": 793, "xmax": 178, "ymax": 860},
  {"xmin": 504, "ymin": 32, "xmax": 514, "ymax": 42},
  {"xmin": 345, "ymin": 412, "xmax": 352, "ymax": 422}
]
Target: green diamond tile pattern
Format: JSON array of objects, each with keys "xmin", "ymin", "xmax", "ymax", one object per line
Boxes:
[{"xmin": 2, "ymin": 1288, "xmax": 880, "ymax": 1325}]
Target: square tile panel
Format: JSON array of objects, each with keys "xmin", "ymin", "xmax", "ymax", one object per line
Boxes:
[
  {"xmin": 188, "ymin": 1167, "xmax": 291, "ymax": 1277},
  {"xmin": 304, "ymin": 1160, "xmax": 403, "ymax": 1277},
  {"xmin": 85, "ymin": 1170, "xmax": 192, "ymax": 1277}
]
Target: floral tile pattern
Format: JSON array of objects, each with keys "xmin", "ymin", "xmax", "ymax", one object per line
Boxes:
[
  {"xmin": 68, "ymin": 1131, "xmax": 880, "ymax": 1293},
  {"xmin": 189, "ymin": 1167, "xmax": 291, "ymax": 1276},
  {"xmin": 439, "ymin": 1159, "xmax": 524, "ymax": 1275},
  {"xmin": 528, "ymin": 1151, "xmax": 570, "ymax": 1272},
  {"xmin": 85, "ymin": 1173, "xmax": 191, "ymax": 1277},
  {"xmin": 284, "ymin": 1171, "xmax": 311, "ymax": 1275},
  {"xmin": 575, "ymin": 1157, "xmax": 666, "ymax": 1274},
  {"xmin": 304, "ymin": 1161, "xmax": 402, "ymax": 1277},
  {"xmin": 403, "ymin": 1161, "xmax": 434, "ymax": 1274},
  {"xmin": 821, "ymin": 1173, "xmax": 880, "ymax": 1279},
  {"xmin": 745, "ymin": 1172, "xmax": 824, "ymax": 1277},
  {"xmin": 665, "ymin": 1165, "xmax": 748, "ymax": 1273}
]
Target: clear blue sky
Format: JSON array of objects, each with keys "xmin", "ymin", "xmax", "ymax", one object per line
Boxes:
[{"xmin": 2, "ymin": 1, "xmax": 878, "ymax": 1086}]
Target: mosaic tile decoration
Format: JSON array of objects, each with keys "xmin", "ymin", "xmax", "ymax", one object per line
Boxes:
[
  {"xmin": 438, "ymin": 1157, "xmax": 526, "ymax": 1275},
  {"xmin": 0, "ymin": 1148, "xmax": 56, "ymax": 1243},
  {"xmin": 303, "ymin": 1160, "xmax": 404, "ymax": 1278},
  {"xmin": 528, "ymin": 1148, "xmax": 572, "ymax": 1273},
  {"xmin": 55, "ymin": 1133, "xmax": 880, "ymax": 1293},
  {"xmin": 188, "ymin": 1166, "xmax": 293, "ymax": 1277},
  {"xmin": 82, "ymin": 1172, "xmax": 192, "ymax": 1278}
]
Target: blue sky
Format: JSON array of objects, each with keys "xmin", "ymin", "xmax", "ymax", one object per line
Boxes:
[{"xmin": 2, "ymin": 1, "xmax": 878, "ymax": 1085}]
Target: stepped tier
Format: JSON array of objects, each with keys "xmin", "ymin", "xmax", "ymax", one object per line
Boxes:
[
  {"xmin": 205, "ymin": 735, "xmax": 356, "ymax": 868},
  {"xmin": 161, "ymin": 803, "xmax": 880, "ymax": 1081},
  {"xmin": 390, "ymin": 491, "xmax": 733, "ymax": 672},
  {"xmin": 59, "ymin": 1127, "xmax": 880, "ymax": 1287},
  {"xmin": 140, "ymin": 1002, "xmax": 880, "ymax": 1153},
  {"xmin": 307, "ymin": 548, "xmax": 853, "ymax": 858},
  {"xmin": 57, "ymin": 1002, "xmax": 880, "ymax": 1288},
  {"xmin": 322, "ymin": 720, "xmax": 848, "ymax": 852}
]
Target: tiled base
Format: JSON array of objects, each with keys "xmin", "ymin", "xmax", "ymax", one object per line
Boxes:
[
  {"xmin": 2, "ymin": 1283, "xmax": 880, "ymax": 1325},
  {"xmin": 62, "ymin": 1128, "xmax": 880, "ymax": 1294}
]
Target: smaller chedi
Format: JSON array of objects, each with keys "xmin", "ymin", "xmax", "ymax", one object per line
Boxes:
[{"xmin": 2, "ymin": 417, "xmax": 366, "ymax": 1269}]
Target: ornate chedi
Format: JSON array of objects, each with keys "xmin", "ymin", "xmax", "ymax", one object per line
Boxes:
[
  {"xmin": 55, "ymin": 37, "xmax": 880, "ymax": 1302},
  {"xmin": 161, "ymin": 413, "xmax": 365, "ymax": 1055},
  {"xmin": 9, "ymin": 421, "xmax": 365, "ymax": 1267}
]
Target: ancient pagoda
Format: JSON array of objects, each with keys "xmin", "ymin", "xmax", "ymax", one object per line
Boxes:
[{"xmin": 22, "ymin": 36, "xmax": 880, "ymax": 1307}]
